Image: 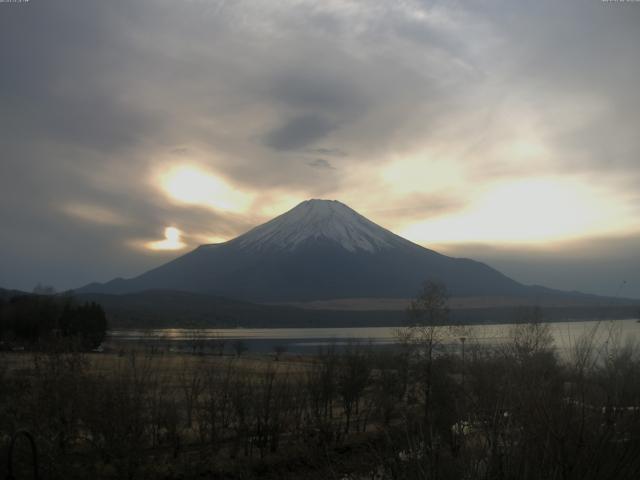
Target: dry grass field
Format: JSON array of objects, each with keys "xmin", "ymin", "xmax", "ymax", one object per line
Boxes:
[{"xmin": 3, "ymin": 322, "xmax": 640, "ymax": 479}]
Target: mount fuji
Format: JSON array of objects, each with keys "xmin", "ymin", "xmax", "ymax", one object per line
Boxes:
[{"xmin": 78, "ymin": 199, "xmax": 558, "ymax": 302}]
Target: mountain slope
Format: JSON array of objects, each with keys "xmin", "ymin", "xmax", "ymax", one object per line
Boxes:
[{"xmin": 78, "ymin": 199, "xmax": 550, "ymax": 301}]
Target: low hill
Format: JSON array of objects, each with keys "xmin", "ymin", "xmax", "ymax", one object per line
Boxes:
[{"xmin": 77, "ymin": 290, "xmax": 640, "ymax": 329}]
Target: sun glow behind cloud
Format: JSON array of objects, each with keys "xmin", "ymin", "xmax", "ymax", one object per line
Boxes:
[
  {"xmin": 145, "ymin": 227, "xmax": 186, "ymax": 251},
  {"xmin": 399, "ymin": 177, "xmax": 636, "ymax": 245},
  {"xmin": 158, "ymin": 165, "xmax": 253, "ymax": 213},
  {"xmin": 380, "ymin": 153, "xmax": 465, "ymax": 194}
]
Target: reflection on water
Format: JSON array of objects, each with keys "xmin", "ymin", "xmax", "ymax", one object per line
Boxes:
[{"xmin": 108, "ymin": 319, "xmax": 640, "ymax": 354}]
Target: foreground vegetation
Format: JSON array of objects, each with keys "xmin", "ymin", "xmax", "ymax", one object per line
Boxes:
[
  {"xmin": 1, "ymin": 284, "xmax": 639, "ymax": 479},
  {"xmin": 2, "ymin": 316, "xmax": 640, "ymax": 479}
]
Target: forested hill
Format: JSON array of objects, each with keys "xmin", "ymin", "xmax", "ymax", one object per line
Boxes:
[
  {"xmin": 2, "ymin": 287, "xmax": 637, "ymax": 330},
  {"xmin": 77, "ymin": 290, "xmax": 640, "ymax": 329},
  {"xmin": 0, "ymin": 289, "xmax": 107, "ymax": 348}
]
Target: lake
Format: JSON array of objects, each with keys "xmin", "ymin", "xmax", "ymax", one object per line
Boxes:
[{"xmin": 108, "ymin": 318, "xmax": 640, "ymax": 356}]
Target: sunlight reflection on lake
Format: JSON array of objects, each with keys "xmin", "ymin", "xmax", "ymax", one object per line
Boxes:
[{"xmin": 108, "ymin": 319, "xmax": 640, "ymax": 355}]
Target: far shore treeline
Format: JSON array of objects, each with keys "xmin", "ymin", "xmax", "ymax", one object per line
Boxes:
[
  {"xmin": 1, "ymin": 287, "xmax": 638, "ymax": 334},
  {"xmin": 77, "ymin": 290, "xmax": 639, "ymax": 329},
  {"xmin": 0, "ymin": 291, "xmax": 107, "ymax": 349}
]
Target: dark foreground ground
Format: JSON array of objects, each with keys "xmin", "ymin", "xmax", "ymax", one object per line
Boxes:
[{"xmin": 2, "ymin": 321, "xmax": 640, "ymax": 479}]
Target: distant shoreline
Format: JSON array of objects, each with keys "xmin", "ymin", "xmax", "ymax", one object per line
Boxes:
[{"xmin": 103, "ymin": 304, "xmax": 640, "ymax": 330}]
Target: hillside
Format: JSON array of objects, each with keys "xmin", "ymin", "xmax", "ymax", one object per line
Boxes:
[{"xmin": 77, "ymin": 290, "xmax": 640, "ymax": 329}]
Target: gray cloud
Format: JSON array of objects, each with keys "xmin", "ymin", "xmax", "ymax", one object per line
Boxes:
[
  {"xmin": 264, "ymin": 114, "xmax": 337, "ymax": 151},
  {"xmin": 0, "ymin": 0, "xmax": 639, "ymax": 296},
  {"xmin": 270, "ymin": 69, "xmax": 367, "ymax": 115},
  {"xmin": 306, "ymin": 147, "xmax": 347, "ymax": 157},
  {"xmin": 306, "ymin": 158, "xmax": 335, "ymax": 170},
  {"xmin": 0, "ymin": 1, "xmax": 163, "ymax": 154}
]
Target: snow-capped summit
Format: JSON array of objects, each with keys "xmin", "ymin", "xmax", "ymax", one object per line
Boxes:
[{"xmin": 234, "ymin": 199, "xmax": 408, "ymax": 253}]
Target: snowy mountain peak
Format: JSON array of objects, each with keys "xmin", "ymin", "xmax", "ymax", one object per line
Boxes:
[{"xmin": 233, "ymin": 199, "xmax": 409, "ymax": 253}]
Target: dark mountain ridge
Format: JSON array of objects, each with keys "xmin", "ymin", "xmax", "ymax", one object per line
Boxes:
[
  {"xmin": 3, "ymin": 286, "xmax": 637, "ymax": 329},
  {"xmin": 76, "ymin": 199, "xmax": 639, "ymax": 307},
  {"xmin": 78, "ymin": 199, "xmax": 538, "ymax": 301},
  {"xmin": 76, "ymin": 289, "xmax": 640, "ymax": 329}
]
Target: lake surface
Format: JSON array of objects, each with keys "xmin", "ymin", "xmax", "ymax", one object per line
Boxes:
[{"xmin": 108, "ymin": 318, "xmax": 640, "ymax": 356}]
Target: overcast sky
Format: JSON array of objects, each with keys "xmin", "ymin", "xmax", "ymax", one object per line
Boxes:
[{"xmin": 1, "ymin": 0, "xmax": 639, "ymax": 298}]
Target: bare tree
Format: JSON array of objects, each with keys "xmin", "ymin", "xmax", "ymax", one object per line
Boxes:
[
  {"xmin": 178, "ymin": 357, "xmax": 204, "ymax": 429},
  {"xmin": 232, "ymin": 339, "xmax": 248, "ymax": 357},
  {"xmin": 273, "ymin": 344, "xmax": 287, "ymax": 361},
  {"xmin": 337, "ymin": 343, "xmax": 371, "ymax": 434},
  {"xmin": 199, "ymin": 360, "xmax": 234, "ymax": 450},
  {"xmin": 405, "ymin": 283, "xmax": 449, "ymax": 423},
  {"xmin": 389, "ymin": 280, "xmax": 451, "ymax": 477},
  {"xmin": 508, "ymin": 306, "xmax": 553, "ymax": 360}
]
